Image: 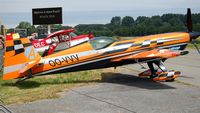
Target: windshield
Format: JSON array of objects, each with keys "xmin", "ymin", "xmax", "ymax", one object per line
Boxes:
[
  {"xmin": 69, "ymin": 32, "xmax": 78, "ymax": 38},
  {"xmin": 90, "ymin": 36, "xmax": 116, "ymax": 50}
]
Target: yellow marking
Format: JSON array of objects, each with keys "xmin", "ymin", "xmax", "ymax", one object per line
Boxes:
[{"xmin": 13, "ymin": 33, "xmax": 20, "ymax": 39}]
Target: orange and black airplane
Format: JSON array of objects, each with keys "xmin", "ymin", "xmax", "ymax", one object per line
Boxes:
[{"xmin": 2, "ymin": 8, "xmax": 200, "ymax": 82}]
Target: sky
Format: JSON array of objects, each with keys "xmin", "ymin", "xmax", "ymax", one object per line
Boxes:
[{"xmin": 0, "ymin": 0, "xmax": 200, "ymax": 28}]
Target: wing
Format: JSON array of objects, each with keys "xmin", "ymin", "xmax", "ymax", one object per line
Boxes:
[{"xmin": 111, "ymin": 49, "xmax": 188, "ymax": 62}]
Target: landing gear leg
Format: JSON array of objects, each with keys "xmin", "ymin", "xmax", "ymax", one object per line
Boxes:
[
  {"xmin": 147, "ymin": 62, "xmax": 157, "ymax": 78},
  {"xmin": 154, "ymin": 60, "xmax": 167, "ymax": 72},
  {"xmin": 139, "ymin": 60, "xmax": 181, "ymax": 82}
]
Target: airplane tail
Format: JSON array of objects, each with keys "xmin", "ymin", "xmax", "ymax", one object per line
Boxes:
[{"xmin": 3, "ymin": 33, "xmax": 41, "ymax": 80}]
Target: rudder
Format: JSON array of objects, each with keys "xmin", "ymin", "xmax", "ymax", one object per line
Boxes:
[{"xmin": 3, "ymin": 33, "xmax": 41, "ymax": 80}]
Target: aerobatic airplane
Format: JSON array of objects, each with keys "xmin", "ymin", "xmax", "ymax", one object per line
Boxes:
[
  {"xmin": 30, "ymin": 29, "xmax": 94, "ymax": 55},
  {"xmin": 2, "ymin": 8, "xmax": 200, "ymax": 82}
]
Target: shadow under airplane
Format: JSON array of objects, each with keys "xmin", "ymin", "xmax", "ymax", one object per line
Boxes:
[{"xmin": 2, "ymin": 72, "xmax": 175, "ymax": 90}]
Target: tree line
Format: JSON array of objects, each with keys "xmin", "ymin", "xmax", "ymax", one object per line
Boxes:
[
  {"xmin": 75, "ymin": 13, "xmax": 200, "ymax": 36},
  {"xmin": 6, "ymin": 13, "xmax": 200, "ymax": 37}
]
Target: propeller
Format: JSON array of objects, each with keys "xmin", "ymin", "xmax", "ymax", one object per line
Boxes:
[
  {"xmin": 187, "ymin": 8, "xmax": 192, "ymax": 32},
  {"xmin": 186, "ymin": 8, "xmax": 200, "ymax": 54}
]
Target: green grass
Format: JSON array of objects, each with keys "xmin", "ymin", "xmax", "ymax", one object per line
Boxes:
[{"xmin": 0, "ymin": 70, "xmax": 102, "ymax": 105}]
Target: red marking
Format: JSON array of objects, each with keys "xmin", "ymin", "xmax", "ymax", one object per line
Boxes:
[
  {"xmin": 6, "ymin": 34, "xmax": 13, "ymax": 40},
  {"xmin": 32, "ymin": 40, "xmax": 48, "ymax": 48}
]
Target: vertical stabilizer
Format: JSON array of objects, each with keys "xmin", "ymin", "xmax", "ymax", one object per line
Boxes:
[{"xmin": 3, "ymin": 33, "xmax": 41, "ymax": 80}]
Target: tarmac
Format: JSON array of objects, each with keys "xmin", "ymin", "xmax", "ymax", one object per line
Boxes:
[{"xmin": 5, "ymin": 49, "xmax": 200, "ymax": 113}]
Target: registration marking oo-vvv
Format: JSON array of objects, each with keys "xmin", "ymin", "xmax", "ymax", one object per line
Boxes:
[{"xmin": 48, "ymin": 54, "xmax": 79, "ymax": 67}]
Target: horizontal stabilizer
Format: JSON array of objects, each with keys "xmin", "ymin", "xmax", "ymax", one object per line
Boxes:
[
  {"xmin": 111, "ymin": 49, "xmax": 184, "ymax": 62},
  {"xmin": 19, "ymin": 57, "xmax": 41, "ymax": 74}
]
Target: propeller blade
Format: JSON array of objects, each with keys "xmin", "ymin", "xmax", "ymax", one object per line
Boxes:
[
  {"xmin": 187, "ymin": 8, "xmax": 200, "ymax": 40},
  {"xmin": 187, "ymin": 8, "xmax": 192, "ymax": 32}
]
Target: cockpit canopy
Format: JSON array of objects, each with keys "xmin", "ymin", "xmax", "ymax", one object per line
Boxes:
[{"xmin": 90, "ymin": 36, "xmax": 116, "ymax": 50}]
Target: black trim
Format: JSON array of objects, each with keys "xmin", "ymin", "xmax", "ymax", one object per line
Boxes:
[
  {"xmin": 180, "ymin": 51, "xmax": 189, "ymax": 55},
  {"xmin": 15, "ymin": 48, "xmax": 24, "ymax": 55},
  {"xmin": 14, "ymin": 40, "xmax": 22, "ymax": 45},
  {"xmin": 157, "ymin": 42, "xmax": 164, "ymax": 45},
  {"xmin": 151, "ymin": 41, "xmax": 157, "ymax": 44},
  {"xmin": 131, "ymin": 43, "xmax": 141, "ymax": 47},
  {"xmin": 23, "ymin": 43, "xmax": 32, "ymax": 47},
  {"xmin": 6, "ymin": 46, "xmax": 14, "ymax": 52},
  {"xmin": 158, "ymin": 43, "xmax": 187, "ymax": 50},
  {"xmin": 141, "ymin": 44, "xmax": 150, "ymax": 47}
]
